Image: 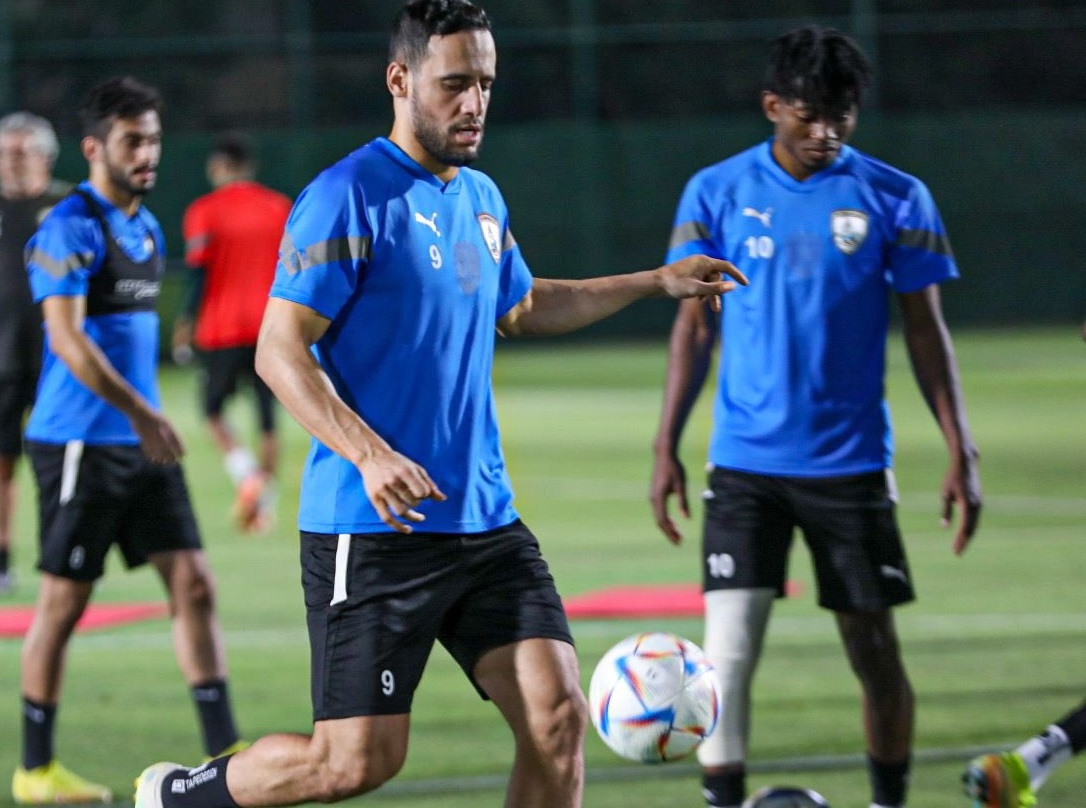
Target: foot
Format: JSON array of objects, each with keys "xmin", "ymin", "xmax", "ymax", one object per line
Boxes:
[
  {"xmin": 962, "ymin": 752, "xmax": 1037, "ymax": 807},
  {"xmin": 232, "ymin": 472, "xmax": 276, "ymax": 534},
  {"xmin": 133, "ymin": 762, "xmax": 183, "ymax": 808},
  {"xmin": 12, "ymin": 761, "xmax": 112, "ymax": 804}
]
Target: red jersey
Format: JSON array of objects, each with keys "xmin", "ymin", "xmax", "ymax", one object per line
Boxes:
[{"xmin": 183, "ymin": 180, "xmax": 292, "ymax": 349}]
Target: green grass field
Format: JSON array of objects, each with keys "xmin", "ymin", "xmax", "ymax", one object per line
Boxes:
[{"xmin": 1, "ymin": 325, "xmax": 1085, "ymax": 808}]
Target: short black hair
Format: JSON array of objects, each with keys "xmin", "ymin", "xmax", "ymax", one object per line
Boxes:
[
  {"xmin": 389, "ymin": 0, "xmax": 492, "ymax": 68},
  {"xmin": 210, "ymin": 131, "xmax": 255, "ymax": 167},
  {"xmin": 79, "ymin": 76, "xmax": 163, "ymax": 140},
  {"xmin": 764, "ymin": 26, "xmax": 872, "ymax": 114}
]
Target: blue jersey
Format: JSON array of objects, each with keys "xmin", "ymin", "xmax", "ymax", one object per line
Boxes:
[
  {"xmin": 25, "ymin": 182, "xmax": 165, "ymax": 445},
  {"xmin": 667, "ymin": 140, "xmax": 958, "ymax": 476},
  {"xmin": 271, "ymin": 138, "xmax": 533, "ymax": 534}
]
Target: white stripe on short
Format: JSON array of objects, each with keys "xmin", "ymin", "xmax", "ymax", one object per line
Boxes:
[
  {"xmin": 59, "ymin": 440, "xmax": 84, "ymax": 505},
  {"xmin": 329, "ymin": 533, "xmax": 350, "ymax": 606}
]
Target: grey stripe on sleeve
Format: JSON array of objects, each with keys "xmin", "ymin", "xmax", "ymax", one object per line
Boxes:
[
  {"xmin": 668, "ymin": 221, "xmax": 711, "ymax": 250},
  {"xmin": 278, "ymin": 232, "xmax": 372, "ymax": 275},
  {"xmin": 25, "ymin": 247, "xmax": 96, "ymax": 279},
  {"xmin": 897, "ymin": 228, "xmax": 953, "ymax": 256}
]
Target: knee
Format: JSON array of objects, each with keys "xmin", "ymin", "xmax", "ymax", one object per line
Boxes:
[
  {"xmin": 312, "ymin": 749, "xmax": 405, "ymax": 802},
  {"xmin": 173, "ymin": 566, "xmax": 217, "ymax": 615},
  {"xmin": 528, "ymin": 685, "xmax": 589, "ymax": 764}
]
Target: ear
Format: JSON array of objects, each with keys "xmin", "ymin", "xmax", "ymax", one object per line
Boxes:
[
  {"xmin": 761, "ymin": 91, "xmax": 780, "ymax": 124},
  {"xmin": 80, "ymin": 135, "xmax": 100, "ymax": 163},
  {"xmin": 387, "ymin": 61, "xmax": 409, "ymax": 99}
]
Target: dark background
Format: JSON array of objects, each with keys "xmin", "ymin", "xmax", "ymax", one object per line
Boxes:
[{"xmin": 3, "ymin": 0, "xmax": 1084, "ymax": 333}]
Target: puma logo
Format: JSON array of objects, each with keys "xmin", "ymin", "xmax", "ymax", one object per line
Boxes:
[
  {"xmin": 414, "ymin": 211, "xmax": 441, "ymax": 237},
  {"xmin": 880, "ymin": 564, "xmax": 909, "ymax": 584},
  {"xmin": 742, "ymin": 206, "xmax": 773, "ymax": 227}
]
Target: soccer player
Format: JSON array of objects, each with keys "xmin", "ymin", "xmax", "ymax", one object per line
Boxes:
[
  {"xmin": 963, "ymin": 700, "xmax": 1086, "ymax": 806},
  {"xmin": 0, "ymin": 112, "xmax": 71, "ymax": 594},
  {"xmin": 132, "ymin": 3, "xmax": 745, "ymax": 808},
  {"xmin": 14, "ymin": 76, "xmax": 244, "ymax": 804},
  {"xmin": 172, "ymin": 132, "xmax": 291, "ymax": 532},
  {"xmin": 649, "ymin": 25, "xmax": 982, "ymax": 808}
]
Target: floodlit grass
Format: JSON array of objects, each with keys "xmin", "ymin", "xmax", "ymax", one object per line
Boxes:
[{"xmin": 1, "ymin": 325, "xmax": 1084, "ymax": 807}]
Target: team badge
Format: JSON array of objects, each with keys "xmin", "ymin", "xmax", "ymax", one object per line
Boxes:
[
  {"xmin": 831, "ymin": 209, "xmax": 869, "ymax": 255},
  {"xmin": 477, "ymin": 213, "xmax": 501, "ymax": 263}
]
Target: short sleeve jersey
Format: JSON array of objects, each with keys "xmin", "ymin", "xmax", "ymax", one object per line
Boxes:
[
  {"xmin": 0, "ymin": 181, "xmax": 70, "ymax": 380},
  {"xmin": 667, "ymin": 140, "xmax": 958, "ymax": 476},
  {"xmin": 24, "ymin": 182, "xmax": 165, "ymax": 444},
  {"xmin": 183, "ymin": 180, "xmax": 292, "ymax": 349},
  {"xmin": 270, "ymin": 138, "xmax": 533, "ymax": 534}
]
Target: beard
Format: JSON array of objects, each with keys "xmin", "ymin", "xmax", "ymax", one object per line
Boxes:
[
  {"xmin": 410, "ymin": 95, "xmax": 482, "ymax": 168},
  {"xmin": 106, "ymin": 159, "xmax": 155, "ymax": 198}
]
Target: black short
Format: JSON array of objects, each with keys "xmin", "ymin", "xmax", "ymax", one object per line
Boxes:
[
  {"xmin": 0, "ymin": 377, "xmax": 36, "ymax": 456},
  {"xmin": 198, "ymin": 345, "xmax": 276, "ymax": 432},
  {"xmin": 301, "ymin": 519, "xmax": 573, "ymax": 720},
  {"xmin": 27, "ymin": 441, "xmax": 202, "ymax": 582},
  {"xmin": 701, "ymin": 467, "xmax": 914, "ymax": 612}
]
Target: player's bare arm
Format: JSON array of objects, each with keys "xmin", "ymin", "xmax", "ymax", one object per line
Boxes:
[
  {"xmin": 650, "ymin": 298, "xmax": 718, "ymax": 545},
  {"xmin": 41, "ymin": 294, "xmax": 183, "ymax": 464},
  {"xmin": 255, "ymin": 297, "xmax": 446, "ymax": 533},
  {"xmin": 497, "ymin": 255, "xmax": 747, "ymax": 337},
  {"xmin": 898, "ymin": 286, "xmax": 982, "ymax": 555}
]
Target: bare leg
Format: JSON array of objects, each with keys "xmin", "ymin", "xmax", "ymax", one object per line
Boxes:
[
  {"xmin": 835, "ymin": 609, "xmax": 914, "ymax": 762},
  {"xmin": 474, "ymin": 638, "xmax": 587, "ymax": 808},
  {"xmin": 0, "ymin": 454, "xmax": 18, "ymax": 558},
  {"xmin": 150, "ymin": 549, "xmax": 226, "ymax": 683},
  {"xmin": 20, "ymin": 574, "xmax": 94, "ymax": 703},
  {"xmin": 257, "ymin": 431, "xmax": 278, "ymax": 480},
  {"xmin": 224, "ymin": 715, "xmax": 409, "ymax": 806}
]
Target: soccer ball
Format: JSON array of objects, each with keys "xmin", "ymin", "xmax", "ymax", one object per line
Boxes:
[
  {"xmin": 587, "ymin": 631, "xmax": 721, "ymax": 763},
  {"xmin": 741, "ymin": 785, "xmax": 831, "ymax": 807}
]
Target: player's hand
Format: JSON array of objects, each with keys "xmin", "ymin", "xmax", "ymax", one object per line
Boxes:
[
  {"xmin": 359, "ymin": 449, "xmax": 447, "ymax": 534},
  {"xmin": 650, "ymin": 452, "xmax": 689, "ymax": 545},
  {"xmin": 658, "ymin": 255, "xmax": 748, "ymax": 314},
  {"xmin": 132, "ymin": 409, "xmax": 186, "ymax": 465},
  {"xmin": 943, "ymin": 450, "xmax": 982, "ymax": 555}
]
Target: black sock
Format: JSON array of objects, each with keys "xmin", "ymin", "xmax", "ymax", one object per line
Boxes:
[
  {"xmin": 191, "ymin": 679, "xmax": 240, "ymax": 757},
  {"xmin": 867, "ymin": 754, "xmax": 909, "ymax": 807},
  {"xmin": 161, "ymin": 756, "xmax": 239, "ymax": 808},
  {"xmin": 702, "ymin": 770, "xmax": 745, "ymax": 807},
  {"xmin": 1057, "ymin": 701, "xmax": 1086, "ymax": 754},
  {"xmin": 21, "ymin": 697, "xmax": 56, "ymax": 770},
  {"xmin": 0, "ymin": 547, "xmax": 10, "ymax": 573}
]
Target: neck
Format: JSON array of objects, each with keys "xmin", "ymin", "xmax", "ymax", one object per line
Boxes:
[
  {"xmin": 388, "ymin": 125, "xmax": 458, "ymax": 183},
  {"xmin": 88, "ymin": 177, "xmax": 142, "ymax": 216}
]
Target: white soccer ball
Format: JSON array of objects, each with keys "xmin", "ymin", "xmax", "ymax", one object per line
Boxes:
[
  {"xmin": 741, "ymin": 785, "xmax": 831, "ymax": 807},
  {"xmin": 588, "ymin": 631, "xmax": 721, "ymax": 763}
]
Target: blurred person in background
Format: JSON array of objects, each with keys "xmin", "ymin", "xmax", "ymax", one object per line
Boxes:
[
  {"xmin": 650, "ymin": 25, "xmax": 982, "ymax": 808},
  {"xmin": 172, "ymin": 132, "xmax": 291, "ymax": 533},
  {"xmin": 14, "ymin": 76, "xmax": 244, "ymax": 805},
  {"xmin": 0, "ymin": 111, "xmax": 71, "ymax": 594}
]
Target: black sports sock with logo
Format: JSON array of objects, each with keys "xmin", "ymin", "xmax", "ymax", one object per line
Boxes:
[
  {"xmin": 867, "ymin": 754, "xmax": 909, "ymax": 808},
  {"xmin": 21, "ymin": 697, "xmax": 56, "ymax": 770},
  {"xmin": 160, "ymin": 757, "xmax": 239, "ymax": 808},
  {"xmin": 191, "ymin": 679, "xmax": 240, "ymax": 757}
]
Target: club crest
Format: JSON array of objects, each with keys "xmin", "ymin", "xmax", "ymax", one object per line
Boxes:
[
  {"xmin": 831, "ymin": 209, "xmax": 869, "ymax": 255},
  {"xmin": 477, "ymin": 213, "xmax": 501, "ymax": 263}
]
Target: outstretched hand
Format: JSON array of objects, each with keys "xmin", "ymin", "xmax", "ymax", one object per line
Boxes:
[{"xmin": 659, "ymin": 255, "xmax": 748, "ymax": 313}]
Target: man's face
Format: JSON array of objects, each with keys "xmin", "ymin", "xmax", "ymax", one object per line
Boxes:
[
  {"xmin": 407, "ymin": 29, "xmax": 496, "ymax": 168},
  {"xmin": 95, "ymin": 110, "xmax": 162, "ymax": 198},
  {"xmin": 763, "ymin": 92, "xmax": 857, "ymax": 181},
  {"xmin": 0, "ymin": 130, "xmax": 52, "ymax": 197}
]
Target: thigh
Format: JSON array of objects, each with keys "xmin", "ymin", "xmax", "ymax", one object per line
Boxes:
[
  {"xmin": 473, "ymin": 637, "xmax": 582, "ymax": 735},
  {"xmin": 0, "ymin": 378, "xmax": 35, "ymax": 457},
  {"xmin": 702, "ymin": 467, "xmax": 795, "ymax": 594},
  {"xmin": 438, "ymin": 520, "xmax": 574, "ymax": 696},
  {"xmin": 301, "ymin": 531, "xmax": 461, "ymax": 719},
  {"xmin": 27, "ymin": 441, "xmax": 133, "ymax": 582},
  {"xmin": 794, "ymin": 471, "xmax": 915, "ymax": 612}
]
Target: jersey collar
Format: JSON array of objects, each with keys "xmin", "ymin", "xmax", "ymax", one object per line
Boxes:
[
  {"xmin": 371, "ymin": 137, "xmax": 463, "ymax": 195},
  {"xmin": 758, "ymin": 138, "xmax": 853, "ymax": 191}
]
